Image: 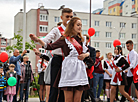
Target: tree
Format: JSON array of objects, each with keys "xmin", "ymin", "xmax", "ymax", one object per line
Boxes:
[{"xmin": 6, "ymin": 30, "xmax": 36, "ymax": 53}]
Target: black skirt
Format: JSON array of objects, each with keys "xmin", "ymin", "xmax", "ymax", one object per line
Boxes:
[{"xmin": 38, "ymin": 72, "xmax": 45, "ymax": 85}]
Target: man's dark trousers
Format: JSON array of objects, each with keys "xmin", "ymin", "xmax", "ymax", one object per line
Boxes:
[
  {"xmin": 81, "ymin": 77, "xmax": 96, "ymax": 102},
  {"xmin": 48, "ymin": 55, "xmax": 64, "ymax": 102},
  {"xmin": 121, "ymin": 76, "xmax": 138, "ymax": 102}
]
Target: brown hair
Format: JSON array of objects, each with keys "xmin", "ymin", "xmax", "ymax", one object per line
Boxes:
[
  {"xmin": 9, "ymin": 64, "xmax": 15, "ymax": 68},
  {"xmin": 83, "ymin": 34, "xmax": 90, "ymax": 40},
  {"xmin": 62, "ymin": 8, "xmax": 73, "ymax": 15},
  {"xmin": 126, "ymin": 40, "xmax": 133, "ymax": 45},
  {"xmin": 115, "ymin": 46, "xmax": 123, "ymax": 55},
  {"xmin": 64, "ymin": 17, "xmax": 84, "ymax": 42},
  {"xmin": 57, "ymin": 22, "xmax": 62, "ymax": 26},
  {"xmin": 41, "ymin": 58, "xmax": 44, "ymax": 68}
]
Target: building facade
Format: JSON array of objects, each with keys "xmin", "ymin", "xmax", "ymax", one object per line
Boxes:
[
  {"xmin": 14, "ymin": 6, "xmax": 138, "ymax": 72},
  {"xmin": 93, "ymin": 0, "xmax": 138, "ymax": 16}
]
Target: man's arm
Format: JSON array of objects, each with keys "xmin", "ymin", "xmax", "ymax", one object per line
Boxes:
[
  {"xmin": 10, "ymin": 55, "xmax": 22, "ymax": 63},
  {"xmin": 126, "ymin": 52, "xmax": 137, "ymax": 71},
  {"xmin": 10, "ymin": 50, "xmax": 27, "ymax": 63}
]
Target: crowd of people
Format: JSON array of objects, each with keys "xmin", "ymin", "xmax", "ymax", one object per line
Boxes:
[
  {"xmin": 0, "ymin": 7, "xmax": 137, "ymax": 102},
  {"xmin": 29, "ymin": 7, "xmax": 138, "ymax": 102}
]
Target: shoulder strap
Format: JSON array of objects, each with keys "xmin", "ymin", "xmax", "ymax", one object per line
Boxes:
[
  {"xmin": 128, "ymin": 54, "xmax": 130, "ymax": 64},
  {"xmin": 105, "ymin": 60, "xmax": 113, "ymax": 69},
  {"xmin": 66, "ymin": 37, "xmax": 83, "ymax": 55},
  {"xmin": 58, "ymin": 26, "xmax": 65, "ymax": 35}
]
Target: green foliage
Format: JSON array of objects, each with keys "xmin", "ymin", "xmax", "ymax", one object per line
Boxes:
[
  {"xmin": 6, "ymin": 30, "xmax": 36, "ymax": 53},
  {"xmin": 30, "ymin": 75, "xmax": 40, "ymax": 97}
]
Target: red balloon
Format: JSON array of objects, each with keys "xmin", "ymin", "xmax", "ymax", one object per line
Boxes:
[
  {"xmin": 113, "ymin": 39, "xmax": 121, "ymax": 47},
  {"xmin": 0, "ymin": 52, "xmax": 8, "ymax": 62},
  {"xmin": 88, "ymin": 28, "xmax": 95, "ymax": 37}
]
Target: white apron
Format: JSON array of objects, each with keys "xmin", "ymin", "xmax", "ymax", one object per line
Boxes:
[{"xmin": 58, "ymin": 38, "xmax": 89, "ymax": 87}]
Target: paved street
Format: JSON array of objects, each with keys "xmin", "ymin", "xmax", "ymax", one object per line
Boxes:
[{"xmin": 28, "ymin": 96, "xmax": 138, "ymax": 102}]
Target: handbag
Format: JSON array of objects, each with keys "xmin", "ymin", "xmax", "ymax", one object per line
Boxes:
[{"xmin": 83, "ymin": 56, "xmax": 94, "ymax": 68}]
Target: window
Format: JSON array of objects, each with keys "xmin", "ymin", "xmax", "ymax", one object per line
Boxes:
[
  {"xmin": 106, "ymin": 32, "xmax": 112, "ymax": 38},
  {"xmin": 1, "ymin": 39, "xmax": 6, "ymax": 46},
  {"xmin": 134, "ymin": 44, "xmax": 137, "ymax": 49},
  {"xmin": 110, "ymin": 10, "xmax": 112, "ymax": 13},
  {"xmin": 94, "ymin": 42, "xmax": 99, "ymax": 48},
  {"xmin": 120, "ymin": 33, "xmax": 125, "ymax": 39},
  {"xmin": 132, "ymin": 23, "xmax": 136, "ymax": 29},
  {"xmin": 81, "ymin": 19, "xmax": 87, "ymax": 25},
  {"xmin": 39, "ymin": 25, "xmax": 48, "ymax": 33},
  {"xmin": 94, "ymin": 31, "xmax": 99, "ymax": 37},
  {"xmin": 114, "ymin": 8, "xmax": 116, "ymax": 12},
  {"xmin": 106, "ymin": 43, "xmax": 111, "ymax": 48},
  {"xmin": 95, "ymin": 21, "xmax": 99, "ymax": 26},
  {"xmin": 54, "ymin": 17, "xmax": 60, "ymax": 22},
  {"xmin": 121, "ymin": 43, "xmax": 125, "ymax": 48},
  {"xmin": 132, "ymin": 8, "xmax": 135, "ymax": 12},
  {"xmin": 132, "ymin": 34, "xmax": 136, "ymax": 39},
  {"xmin": 82, "ymin": 30, "xmax": 87, "ymax": 34},
  {"xmin": 40, "ymin": 14, "xmax": 48, "ymax": 21},
  {"xmin": 132, "ymin": 1, "xmax": 135, "ymax": 5},
  {"xmin": 39, "ymin": 48, "xmax": 45, "ymax": 53},
  {"xmin": 120, "ymin": 22, "xmax": 126, "ymax": 28},
  {"xmin": 106, "ymin": 21, "xmax": 112, "ymax": 27},
  {"xmin": 1, "ymin": 47, "xmax": 6, "ymax": 52}
]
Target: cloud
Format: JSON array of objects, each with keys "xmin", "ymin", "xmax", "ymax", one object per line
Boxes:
[{"xmin": 0, "ymin": 0, "xmax": 104, "ymax": 38}]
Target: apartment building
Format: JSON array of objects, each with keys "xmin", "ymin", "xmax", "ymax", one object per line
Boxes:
[{"xmin": 14, "ymin": 5, "xmax": 138, "ymax": 72}]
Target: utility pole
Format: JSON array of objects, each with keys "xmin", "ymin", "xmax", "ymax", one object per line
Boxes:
[{"xmin": 23, "ymin": 0, "xmax": 26, "ymax": 50}]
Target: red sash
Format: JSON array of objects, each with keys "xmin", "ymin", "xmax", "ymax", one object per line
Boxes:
[
  {"xmin": 58, "ymin": 26, "xmax": 65, "ymax": 35},
  {"xmin": 39, "ymin": 62, "xmax": 47, "ymax": 68},
  {"xmin": 58, "ymin": 26, "xmax": 65, "ymax": 60},
  {"xmin": 66, "ymin": 37, "xmax": 83, "ymax": 55},
  {"xmin": 49, "ymin": 50, "xmax": 53, "ymax": 57},
  {"xmin": 128, "ymin": 54, "xmax": 138, "ymax": 83},
  {"xmin": 128, "ymin": 54, "xmax": 133, "ymax": 74},
  {"xmin": 105, "ymin": 60, "xmax": 113, "ymax": 69},
  {"xmin": 112, "ymin": 61, "xmax": 123, "ymax": 83}
]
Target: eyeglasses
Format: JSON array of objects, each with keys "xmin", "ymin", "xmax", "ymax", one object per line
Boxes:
[{"xmin": 66, "ymin": 15, "xmax": 73, "ymax": 18}]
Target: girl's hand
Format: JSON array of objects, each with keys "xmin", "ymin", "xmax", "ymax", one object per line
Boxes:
[
  {"xmin": 78, "ymin": 53, "xmax": 87, "ymax": 60},
  {"xmin": 115, "ymin": 68, "xmax": 122, "ymax": 72},
  {"xmin": 33, "ymin": 48, "xmax": 41, "ymax": 56},
  {"xmin": 109, "ymin": 74, "xmax": 112, "ymax": 77},
  {"xmin": 42, "ymin": 67, "xmax": 46, "ymax": 71}
]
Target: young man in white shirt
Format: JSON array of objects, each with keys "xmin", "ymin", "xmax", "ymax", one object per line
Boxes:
[
  {"xmin": 121, "ymin": 40, "xmax": 138, "ymax": 102},
  {"xmin": 30, "ymin": 8, "xmax": 73, "ymax": 102}
]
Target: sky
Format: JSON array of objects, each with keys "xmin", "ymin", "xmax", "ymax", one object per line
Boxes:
[{"xmin": 0, "ymin": 0, "xmax": 104, "ymax": 38}]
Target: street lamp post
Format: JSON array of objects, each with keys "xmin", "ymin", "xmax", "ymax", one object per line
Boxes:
[
  {"xmin": 89, "ymin": 0, "xmax": 92, "ymax": 45},
  {"xmin": 23, "ymin": 0, "xmax": 26, "ymax": 50}
]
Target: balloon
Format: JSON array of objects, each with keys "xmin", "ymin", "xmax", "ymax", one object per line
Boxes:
[
  {"xmin": 0, "ymin": 52, "xmax": 8, "ymax": 62},
  {"xmin": 7, "ymin": 77, "xmax": 17, "ymax": 86},
  {"xmin": 113, "ymin": 39, "xmax": 121, "ymax": 47},
  {"xmin": 88, "ymin": 28, "xmax": 95, "ymax": 37}
]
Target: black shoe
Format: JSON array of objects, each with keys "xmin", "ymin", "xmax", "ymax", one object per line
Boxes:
[{"xmin": 107, "ymin": 98, "xmax": 110, "ymax": 102}]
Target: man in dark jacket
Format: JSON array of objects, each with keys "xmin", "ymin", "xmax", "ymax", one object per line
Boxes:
[{"xmin": 81, "ymin": 34, "xmax": 96, "ymax": 102}]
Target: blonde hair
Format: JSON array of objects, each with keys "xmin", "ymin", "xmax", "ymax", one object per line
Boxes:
[{"xmin": 23, "ymin": 56, "xmax": 29, "ymax": 59}]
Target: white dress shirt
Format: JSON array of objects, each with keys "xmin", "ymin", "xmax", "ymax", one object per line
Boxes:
[
  {"xmin": 37, "ymin": 60, "xmax": 48, "ymax": 73},
  {"xmin": 126, "ymin": 49, "xmax": 138, "ymax": 77},
  {"xmin": 41, "ymin": 24, "xmax": 66, "ymax": 56}
]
